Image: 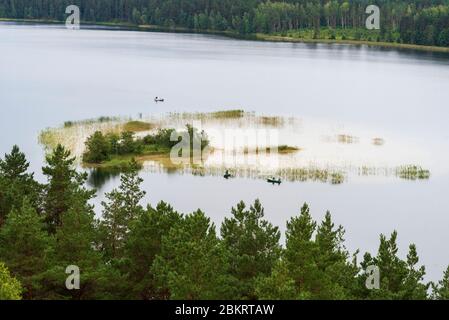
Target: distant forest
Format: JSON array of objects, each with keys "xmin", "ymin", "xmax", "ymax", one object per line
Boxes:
[{"xmin": 1, "ymin": 0, "xmax": 449, "ymax": 47}]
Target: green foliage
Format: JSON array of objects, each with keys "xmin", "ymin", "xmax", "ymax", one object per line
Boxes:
[
  {"xmin": 142, "ymin": 128, "xmax": 177, "ymax": 149},
  {"xmin": 48, "ymin": 196, "xmax": 104, "ymax": 299},
  {"xmin": 432, "ymin": 266, "xmax": 449, "ymax": 300},
  {"xmin": 100, "ymin": 159, "xmax": 145, "ymax": 260},
  {"xmin": 3, "ymin": 0, "xmax": 449, "ymax": 47},
  {"xmin": 0, "ymin": 144, "xmax": 446, "ymax": 300},
  {"xmin": 82, "ymin": 125, "xmax": 210, "ymax": 168},
  {"xmin": 0, "ymin": 198, "xmax": 54, "ymax": 299},
  {"xmin": 83, "ymin": 131, "xmax": 111, "ymax": 163},
  {"xmin": 358, "ymin": 231, "xmax": 429, "ymax": 300},
  {"xmin": 152, "ymin": 210, "xmax": 236, "ymax": 299},
  {"xmin": 123, "ymin": 121, "xmax": 153, "ymax": 132},
  {"xmin": 0, "ymin": 145, "xmax": 42, "ymax": 227},
  {"xmin": 254, "ymin": 260, "xmax": 299, "ymax": 300},
  {"xmin": 221, "ymin": 199, "xmax": 281, "ymax": 299},
  {"xmin": 186, "ymin": 124, "xmax": 210, "ymax": 154},
  {"xmin": 83, "ymin": 130, "xmax": 145, "ymax": 164},
  {"xmin": 0, "ymin": 261, "xmax": 22, "ymax": 300},
  {"xmin": 396, "ymin": 165, "xmax": 430, "ymax": 180},
  {"xmin": 123, "ymin": 202, "xmax": 182, "ymax": 299},
  {"xmin": 43, "ymin": 144, "xmax": 95, "ymax": 233},
  {"xmin": 282, "ymin": 204, "xmax": 358, "ymax": 299},
  {"xmin": 118, "ymin": 131, "xmax": 143, "ymax": 155}
]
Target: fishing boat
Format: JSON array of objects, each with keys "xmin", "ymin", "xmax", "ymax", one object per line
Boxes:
[
  {"xmin": 224, "ymin": 170, "xmax": 232, "ymax": 179},
  {"xmin": 267, "ymin": 177, "xmax": 281, "ymax": 185}
]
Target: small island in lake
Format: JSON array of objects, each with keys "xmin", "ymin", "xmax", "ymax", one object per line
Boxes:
[{"xmin": 39, "ymin": 110, "xmax": 430, "ymax": 185}]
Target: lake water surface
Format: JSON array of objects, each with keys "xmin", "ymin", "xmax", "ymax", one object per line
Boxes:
[{"xmin": 1, "ymin": 22, "xmax": 449, "ymax": 281}]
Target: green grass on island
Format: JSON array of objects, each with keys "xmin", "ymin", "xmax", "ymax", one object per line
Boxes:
[
  {"xmin": 123, "ymin": 121, "xmax": 154, "ymax": 132},
  {"xmin": 168, "ymin": 109, "xmax": 246, "ymax": 120},
  {"xmin": 82, "ymin": 145, "xmax": 171, "ymax": 171},
  {"xmin": 82, "ymin": 125, "xmax": 209, "ymax": 170},
  {"xmin": 277, "ymin": 145, "xmax": 300, "ymax": 154}
]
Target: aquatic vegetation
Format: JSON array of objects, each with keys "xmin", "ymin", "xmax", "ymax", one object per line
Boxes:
[
  {"xmin": 166, "ymin": 110, "xmax": 289, "ymax": 129},
  {"xmin": 330, "ymin": 172, "xmax": 345, "ymax": 185},
  {"xmin": 396, "ymin": 165, "xmax": 431, "ymax": 180},
  {"xmin": 84, "ymin": 156, "xmax": 143, "ymax": 171},
  {"xmin": 337, "ymin": 134, "xmax": 359, "ymax": 144},
  {"xmin": 243, "ymin": 145, "xmax": 300, "ymax": 155},
  {"xmin": 39, "ymin": 119, "xmax": 123, "ymax": 157},
  {"xmin": 257, "ymin": 116, "xmax": 285, "ymax": 127},
  {"xmin": 168, "ymin": 109, "xmax": 246, "ymax": 120},
  {"xmin": 63, "ymin": 116, "xmax": 120, "ymax": 128},
  {"xmin": 356, "ymin": 165, "xmax": 431, "ymax": 181},
  {"xmin": 276, "ymin": 167, "xmax": 345, "ymax": 184},
  {"xmin": 358, "ymin": 166, "xmax": 388, "ymax": 176},
  {"xmin": 372, "ymin": 137, "xmax": 385, "ymax": 146},
  {"xmin": 39, "ymin": 128, "xmax": 61, "ymax": 150},
  {"xmin": 39, "ymin": 112, "xmax": 431, "ymax": 186},
  {"xmin": 141, "ymin": 159, "xmax": 346, "ymax": 185},
  {"xmin": 210, "ymin": 110, "xmax": 245, "ymax": 119},
  {"xmin": 123, "ymin": 121, "xmax": 154, "ymax": 132},
  {"xmin": 277, "ymin": 145, "xmax": 300, "ymax": 154}
]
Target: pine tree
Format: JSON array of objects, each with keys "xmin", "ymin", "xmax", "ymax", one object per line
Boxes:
[
  {"xmin": 401, "ymin": 244, "xmax": 429, "ymax": 299},
  {"xmin": 100, "ymin": 159, "xmax": 145, "ymax": 260},
  {"xmin": 371, "ymin": 232, "xmax": 407, "ymax": 299},
  {"xmin": 284, "ymin": 203, "xmax": 317, "ymax": 297},
  {"xmin": 46, "ymin": 196, "xmax": 104, "ymax": 299},
  {"xmin": 360, "ymin": 231, "xmax": 429, "ymax": 300},
  {"xmin": 432, "ymin": 266, "xmax": 449, "ymax": 300},
  {"xmin": 0, "ymin": 198, "xmax": 54, "ymax": 299},
  {"xmin": 284, "ymin": 204, "xmax": 358, "ymax": 299},
  {"xmin": 0, "ymin": 145, "xmax": 41, "ymax": 226},
  {"xmin": 220, "ymin": 199, "xmax": 281, "ymax": 299},
  {"xmin": 152, "ymin": 210, "xmax": 235, "ymax": 299},
  {"xmin": 83, "ymin": 131, "xmax": 111, "ymax": 163},
  {"xmin": 0, "ymin": 261, "xmax": 23, "ymax": 300},
  {"xmin": 254, "ymin": 260, "xmax": 299, "ymax": 300},
  {"xmin": 42, "ymin": 144, "xmax": 94, "ymax": 233},
  {"xmin": 1, "ymin": 145, "xmax": 30, "ymax": 179},
  {"xmin": 314, "ymin": 211, "xmax": 358, "ymax": 299},
  {"xmin": 123, "ymin": 201, "xmax": 182, "ymax": 299}
]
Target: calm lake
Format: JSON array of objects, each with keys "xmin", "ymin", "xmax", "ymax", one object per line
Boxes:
[{"xmin": 1, "ymin": 22, "xmax": 449, "ymax": 281}]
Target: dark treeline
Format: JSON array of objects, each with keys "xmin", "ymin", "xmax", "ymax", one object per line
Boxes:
[
  {"xmin": 1, "ymin": 0, "xmax": 449, "ymax": 47},
  {"xmin": 0, "ymin": 144, "xmax": 449, "ymax": 299}
]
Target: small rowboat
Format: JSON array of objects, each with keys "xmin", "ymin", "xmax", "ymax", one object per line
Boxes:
[
  {"xmin": 267, "ymin": 177, "xmax": 281, "ymax": 185},
  {"xmin": 154, "ymin": 97, "xmax": 165, "ymax": 102},
  {"xmin": 224, "ymin": 170, "xmax": 232, "ymax": 179}
]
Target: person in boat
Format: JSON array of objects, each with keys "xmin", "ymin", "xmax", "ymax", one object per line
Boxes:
[
  {"xmin": 267, "ymin": 177, "xmax": 281, "ymax": 184},
  {"xmin": 224, "ymin": 170, "xmax": 231, "ymax": 179}
]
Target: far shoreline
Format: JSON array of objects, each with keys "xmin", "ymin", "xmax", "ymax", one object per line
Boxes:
[{"xmin": 2, "ymin": 17, "xmax": 449, "ymax": 54}]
